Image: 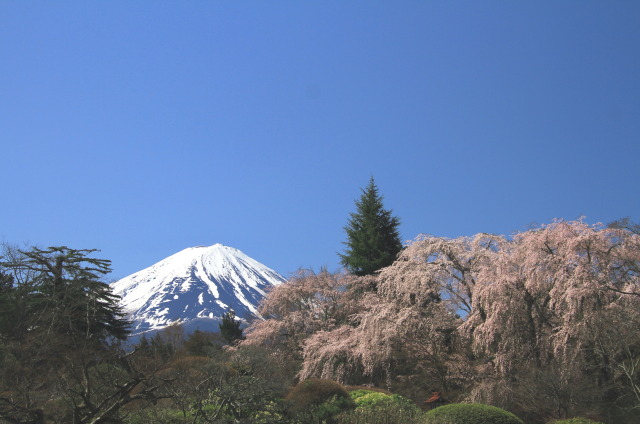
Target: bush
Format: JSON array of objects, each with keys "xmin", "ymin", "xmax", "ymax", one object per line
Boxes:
[
  {"xmin": 424, "ymin": 403, "xmax": 524, "ymax": 424},
  {"xmin": 286, "ymin": 379, "xmax": 354, "ymax": 422},
  {"xmin": 350, "ymin": 389, "xmax": 383, "ymax": 401},
  {"xmin": 124, "ymin": 407, "xmax": 188, "ymax": 424},
  {"xmin": 354, "ymin": 392, "xmax": 394, "ymax": 408},
  {"xmin": 337, "ymin": 402, "xmax": 426, "ymax": 424},
  {"xmin": 549, "ymin": 419, "xmax": 604, "ymax": 424},
  {"xmin": 336, "ymin": 391, "xmax": 424, "ymax": 424},
  {"xmin": 346, "ymin": 386, "xmax": 392, "ymax": 398},
  {"xmin": 354, "ymin": 392, "xmax": 419, "ymax": 412},
  {"xmin": 311, "ymin": 395, "xmax": 356, "ymax": 423}
]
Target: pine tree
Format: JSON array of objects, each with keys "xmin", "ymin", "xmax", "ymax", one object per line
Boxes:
[
  {"xmin": 219, "ymin": 310, "xmax": 244, "ymax": 345},
  {"xmin": 339, "ymin": 177, "xmax": 403, "ymax": 276},
  {"xmin": 0, "ymin": 246, "xmax": 131, "ymax": 344}
]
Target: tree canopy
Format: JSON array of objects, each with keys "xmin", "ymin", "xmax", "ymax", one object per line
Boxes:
[
  {"xmin": 339, "ymin": 177, "xmax": 402, "ymax": 276},
  {"xmin": 0, "ymin": 245, "xmax": 130, "ymax": 344},
  {"xmin": 246, "ymin": 219, "xmax": 640, "ymax": 423},
  {"xmin": 0, "ymin": 245, "xmax": 138, "ymax": 423},
  {"xmin": 2, "ymin": 218, "xmax": 639, "ymax": 423},
  {"xmin": 219, "ymin": 310, "xmax": 244, "ymax": 345}
]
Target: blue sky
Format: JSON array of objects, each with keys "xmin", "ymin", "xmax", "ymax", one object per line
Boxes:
[{"xmin": 2, "ymin": 1, "xmax": 639, "ymax": 280}]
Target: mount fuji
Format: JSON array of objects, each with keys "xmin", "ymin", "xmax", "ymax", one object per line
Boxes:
[{"xmin": 111, "ymin": 244, "xmax": 286, "ymax": 335}]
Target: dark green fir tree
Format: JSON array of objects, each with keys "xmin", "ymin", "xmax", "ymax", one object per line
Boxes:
[
  {"xmin": 339, "ymin": 177, "xmax": 403, "ymax": 276},
  {"xmin": 219, "ymin": 310, "xmax": 244, "ymax": 345}
]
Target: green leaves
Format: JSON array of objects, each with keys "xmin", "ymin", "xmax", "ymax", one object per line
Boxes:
[
  {"xmin": 0, "ymin": 245, "xmax": 130, "ymax": 344},
  {"xmin": 219, "ymin": 310, "xmax": 244, "ymax": 345},
  {"xmin": 340, "ymin": 177, "xmax": 402, "ymax": 276}
]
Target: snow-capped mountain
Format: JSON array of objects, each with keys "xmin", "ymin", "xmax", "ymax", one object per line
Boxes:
[{"xmin": 111, "ymin": 244, "xmax": 285, "ymax": 334}]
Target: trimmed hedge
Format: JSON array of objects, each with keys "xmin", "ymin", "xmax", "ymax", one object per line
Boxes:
[{"xmin": 425, "ymin": 403, "xmax": 524, "ymax": 424}]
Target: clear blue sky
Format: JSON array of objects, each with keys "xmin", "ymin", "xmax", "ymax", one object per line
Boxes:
[{"xmin": 2, "ymin": 2, "xmax": 639, "ymax": 280}]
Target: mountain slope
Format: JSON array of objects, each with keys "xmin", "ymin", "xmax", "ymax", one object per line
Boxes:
[{"xmin": 111, "ymin": 244, "xmax": 285, "ymax": 333}]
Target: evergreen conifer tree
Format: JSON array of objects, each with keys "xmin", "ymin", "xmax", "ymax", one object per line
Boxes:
[
  {"xmin": 219, "ymin": 310, "xmax": 244, "ymax": 345},
  {"xmin": 339, "ymin": 177, "xmax": 403, "ymax": 276},
  {"xmin": 0, "ymin": 246, "xmax": 130, "ymax": 344}
]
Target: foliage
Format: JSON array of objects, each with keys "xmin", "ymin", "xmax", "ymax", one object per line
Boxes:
[
  {"xmin": 285, "ymin": 378, "xmax": 354, "ymax": 420},
  {"xmin": 124, "ymin": 344, "xmax": 291, "ymax": 423},
  {"xmin": 353, "ymin": 392, "xmax": 417, "ymax": 412},
  {"xmin": 184, "ymin": 329, "xmax": 223, "ymax": 356},
  {"xmin": 0, "ymin": 245, "xmax": 130, "ymax": 344},
  {"xmin": 250, "ymin": 219, "xmax": 640, "ymax": 422},
  {"xmin": 0, "ymin": 245, "xmax": 147, "ymax": 423},
  {"xmin": 352, "ymin": 391, "xmax": 389, "ymax": 407},
  {"xmin": 608, "ymin": 216, "xmax": 640, "ymax": 235},
  {"xmin": 348, "ymin": 388, "xmax": 391, "ymax": 400},
  {"xmin": 124, "ymin": 407, "xmax": 188, "ymax": 424},
  {"xmin": 303, "ymin": 395, "xmax": 355, "ymax": 424},
  {"xmin": 3, "ymin": 218, "xmax": 640, "ymax": 423},
  {"xmin": 185, "ymin": 345, "xmax": 290, "ymax": 423},
  {"xmin": 339, "ymin": 177, "xmax": 402, "ymax": 276},
  {"xmin": 424, "ymin": 403, "xmax": 524, "ymax": 424},
  {"xmin": 299, "ymin": 252, "xmax": 463, "ymax": 393},
  {"xmin": 549, "ymin": 419, "xmax": 605, "ymax": 424},
  {"xmin": 337, "ymin": 392, "xmax": 425, "ymax": 424},
  {"xmin": 243, "ymin": 269, "xmax": 357, "ymax": 366},
  {"xmin": 337, "ymin": 407, "xmax": 426, "ymax": 424},
  {"xmin": 219, "ymin": 310, "xmax": 244, "ymax": 345},
  {"xmin": 461, "ymin": 220, "xmax": 640, "ymax": 419}
]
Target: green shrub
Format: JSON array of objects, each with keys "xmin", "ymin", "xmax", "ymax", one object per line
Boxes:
[
  {"xmin": 354, "ymin": 392, "xmax": 390, "ymax": 407},
  {"xmin": 337, "ymin": 389, "xmax": 424, "ymax": 424},
  {"xmin": 349, "ymin": 389, "xmax": 381, "ymax": 401},
  {"xmin": 286, "ymin": 379, "xmax": 354, "ymax": 422},
  {"xmin": 337, "ymin": 401, "xmax": 426, "ymax": 424},
  {"xmin": 311, "ymin": 395, "xmax": 356, "ymax": 423},
  {"xmin": 123, "ymin": 407, "xmax": 187, "ymax": 424},
  {"xmin": 549, "ymin": 419, "xmax": 604, "ymax": 424},
  {"xmin": 424, "ymin": 403, "xmax": 524, "ymax": 424},
  {"xmin": 347, "ymin": 386, "xmax": 392, "ymax": 397},
  {"xmin": 355, "ymin": 393, "xmax": 418, "ymax": 412}
]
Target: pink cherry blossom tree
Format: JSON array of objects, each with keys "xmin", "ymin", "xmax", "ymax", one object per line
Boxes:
[
  {"xmin": 298, "ymin": 233, "xmax": 490, "ymax": 394},
  {"xmin": 242, "ymin": 269, "xmax": 358, "ymax": 362},
  {"xmin": 245, "ymin": 219, "xmax": 640, "ymax": 421},
  {"xmin": 464, "ymin": 220, "xmax": 640, "ymax": 418}
]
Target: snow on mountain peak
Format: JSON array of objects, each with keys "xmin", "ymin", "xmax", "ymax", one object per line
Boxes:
[{"xmin": 111, "ymin": 244, "xmax": 285, "ymax": 334}]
